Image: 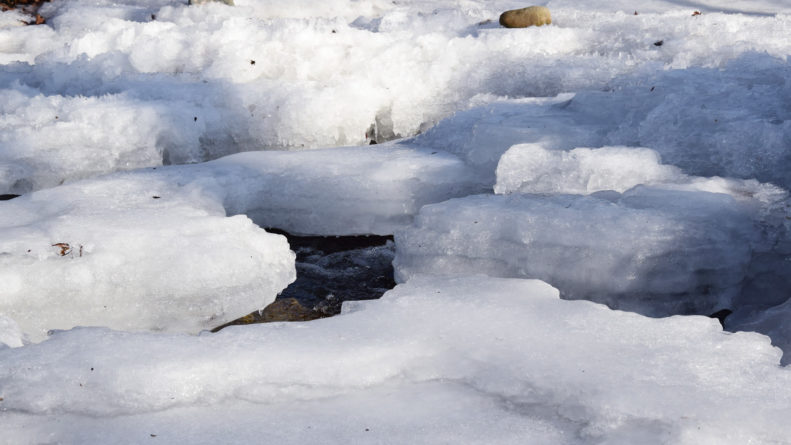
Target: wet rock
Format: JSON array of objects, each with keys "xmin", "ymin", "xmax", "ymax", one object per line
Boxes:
[
  {"xmin": 211, "ymin": 299, "xmax": 326, "ymax": 331},
  {"xmin": 259, "ymin": 298, "xmax": 326, "ymax": 322},
  {"xmin": 499, "ymin": 6, "xmax": 552, "ymax": 28}
]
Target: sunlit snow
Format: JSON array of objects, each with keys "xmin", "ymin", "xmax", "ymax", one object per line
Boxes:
[{"xmin": 1, "ymin": 0, "xmax": 791, "ymax": 443}]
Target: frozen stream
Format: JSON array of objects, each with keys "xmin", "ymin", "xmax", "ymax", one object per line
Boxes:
[{"xmin": 2, "ymin": 0, "xmax": 791, "ymax": 443}]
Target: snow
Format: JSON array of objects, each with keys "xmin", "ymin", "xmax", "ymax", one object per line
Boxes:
[
  {"xmin": 2, "ymin": 0, "xmax": 791, "ymax": 441},
  {"xmin": 3, "ymin": 1, "xmax": 791, "ymax": 192},
  {"xmin": 415, "ymin": 55, "xmax": 791, "ymax": 188},
  {"xmin": 495, "ymin": 144, "xmax": 684, "ymax": 194},
  {"xmin": 0, "ymin": 315, "xmax": 24, "ymax": 349},
  {"xmin": 0, "ymin": 142, "xmax": 480, "ymax": 341},
  {"xmin": 2, "ymin": 275, "xmax": 791, "ymax": 444},
  {"xmin": 0, "ymin": 174, "xmax": 296, "ymax": 342}
]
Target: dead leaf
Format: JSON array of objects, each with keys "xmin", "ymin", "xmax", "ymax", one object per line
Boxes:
[{"xmin": 52, "ymin": 243, "xmax": 71, "ymax": 256}]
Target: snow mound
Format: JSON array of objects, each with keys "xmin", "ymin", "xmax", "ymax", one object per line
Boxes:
[
  {"xmin": 1, "ymin": 275, "xmax": 789, "ymax": 443},
  {"xmin": 0, "ymin": 175, "xmax": 296, "ymax": 342}
]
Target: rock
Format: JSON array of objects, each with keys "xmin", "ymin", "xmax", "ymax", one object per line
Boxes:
[
  {"xmin": 260, "ymin": 298, "xmax": 326, "ymax": 322},
  {"xmin": 212, "ymin": 299, "xmax": 326, "ymax": 331},
  {"xmin": 189, "ymin": 0, "xmax": 234, "ymax": 6},
  {"xmin": 499, "ymin": 6, "xmax": 552, "ymax": 28}
]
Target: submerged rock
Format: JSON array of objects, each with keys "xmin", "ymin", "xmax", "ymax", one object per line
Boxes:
[
  {"xmin": 499, "ymin": 6, "xmax": 552, "ymax": 28},
  {"xmin": 258, "ymin": 298, "xmax": 326, "ymax": 323},
  {"xmin": 211, "ymin": 299, "xmax": 326, "ymax": 330}
]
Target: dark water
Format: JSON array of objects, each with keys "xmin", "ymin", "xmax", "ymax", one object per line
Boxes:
[
  {"xmin": 274, "ymin": 231, "xmax": 396, "ymax": 314},
  {"xmin": 214, "ymin": 231, "xmax": 395, "ymax": 330}
]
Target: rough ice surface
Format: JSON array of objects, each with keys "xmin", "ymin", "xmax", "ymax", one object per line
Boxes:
[
  {"xmin": 394, "ymin": 185, "xmax": 790, "ymax": 317},
  {"xmin": 2, "ymin": 276, "xmax": 790, "ymax": 443},
  {"xmin": 0, "ymin": 175, "xmax": 296, "ymax": 342}
]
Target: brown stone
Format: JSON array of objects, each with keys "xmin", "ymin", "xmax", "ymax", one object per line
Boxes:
[
  {"xmin": 259, "ymin": 298, "xmax": 326, "ymax": 323},
  {"xmin": 499, "ymin": 6, "xmax": 552, "ymax": 28}
]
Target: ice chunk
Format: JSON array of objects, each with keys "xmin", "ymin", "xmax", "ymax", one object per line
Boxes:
[
  {"xmin": 394, "ymin": 188, "xmax": 787, "ymax": 316},
  {"xmin": 494, "ymin": 144, "xmax": 790, "ymax": 204},
  {"xmin": 204, "ymin": 144, "xmax": 485, "ymax": 235},
  {"xmin": 0, "ymin": 175, "xmax": 296, "ymax": 342},
  {"xmin": 138, "ymin": 144, "xmax": 483, "ymax": 236},
  {"xmin": 495, "ymin": 144, "xmax": 683, "ymax": 195},
  {"xmin": 1, "ymin": 275, "xmax": 789, "ymax": 443}
]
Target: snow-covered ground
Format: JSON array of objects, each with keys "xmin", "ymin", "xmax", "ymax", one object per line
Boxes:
[{"xmin": 2, "ymin": 0, "xmax": 791, "ymax": 443}]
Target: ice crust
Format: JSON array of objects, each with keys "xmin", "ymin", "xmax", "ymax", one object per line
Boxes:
[
  {"xmin": 0, "ymin": 174, "xmax": 296, "ymax": 342},
  {"xmin": 1, "ymin": 275, "xmax": 789, "ymax": 443}
]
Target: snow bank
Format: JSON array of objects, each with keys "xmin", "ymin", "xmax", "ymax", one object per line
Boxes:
[
  {"xmin": 3, "ymin": 2, "xmax": 791, "ymax": 192},
  {"xmin": 394, "ymin": 184, "xmax": 790, "ymax": 316},
  {"xmin": 1, "ymin": 275, "xmax": 789, "ymax": 443},
  {"xmin": 0, "ymin": 174, "xmax": 296, "ymax": 342}
]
